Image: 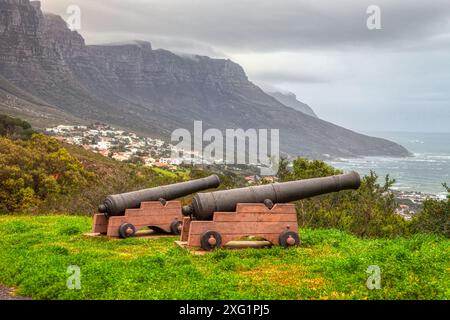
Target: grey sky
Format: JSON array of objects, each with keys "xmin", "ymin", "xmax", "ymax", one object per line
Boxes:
[{"xmin": 40, "ymin": 0, "xmax": 450, "ymax": 132}]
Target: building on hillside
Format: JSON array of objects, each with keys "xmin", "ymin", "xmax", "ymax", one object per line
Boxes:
[
  {"xmin": 245, "ymin": 175, "xmax": 261, "ymax": 185},
  {"xmin": 159, "ymin": 158, "xmax": 172, "ymax": 164},
  {"xmin": 262, "ymin": 176, "xmax": 278, "ymax": 183},
  {"xmin": 142, "ymin": 157, "xmax": 156, "ymax": 166},
  {"xmin": 112, "ymin": 152, "xmax": 129, "ymax": 161},
  {"xmin": 98, "ymin": 150, "xmax": 110, "ymax": 157},
  {"xmin": 153, "ymin": 162, "xmax": 169, "ymax": 168}
]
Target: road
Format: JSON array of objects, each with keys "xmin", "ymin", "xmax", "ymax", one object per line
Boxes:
[{"xmin": 0, "ymin": 286, "xmax": 31, "ymax": 300}]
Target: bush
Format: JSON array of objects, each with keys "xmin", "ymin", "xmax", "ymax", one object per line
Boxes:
[
  {"xmin": 278, "ymin": 158, "xmax": 410, "ymax": 238},
  {"xmin": 0, "ymin": 134, "xmax": 94, "ymax": 213},
  {"xmin": 410, "ymin": 184, "xmax": 449, "ymax": 237},
  {"xmin": 0, "ymin": 114, "xmax": 34, "ymax": 140},
  {"xmin": 0, "ymin": 125, "xmax": 240, "ymax": 214}
]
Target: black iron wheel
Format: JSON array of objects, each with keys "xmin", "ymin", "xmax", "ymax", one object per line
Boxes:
[
  {"xmin": 170, "ymin": 220, "xmax": 182, "ymax": 235},
  {"xmin": 279, "ymin": 230, "xmax": 300, "ymax": 248},
  {"xmin": 118, "ymin": 223, "xmax": 136, "ymax": 239},
  {"xmin": 200, "ymin": 230, "xmax": 222, "ymax": 251}
]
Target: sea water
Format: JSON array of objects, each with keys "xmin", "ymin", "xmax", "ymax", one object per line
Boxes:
[{"xmin": 326, "ymin": 132, "xmax": 450, "ymax": 197}]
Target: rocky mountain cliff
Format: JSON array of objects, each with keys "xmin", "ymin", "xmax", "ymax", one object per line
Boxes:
[
  {"xmin": 266, "ymin": 91, "xmax": 318, "ymax": 118},
  {"xmin": 0, "ymin": 0, "xmax": 410, "ymax": 158}
]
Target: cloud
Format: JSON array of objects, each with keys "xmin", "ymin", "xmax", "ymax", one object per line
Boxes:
[
  {"xmin": 249, "ymin": 71, "xmax": 330, "ymax": 84},
  {"xmin": 230, "ymin": 51, "xmax": 336, "ymax": 84},
  {"xmin": 41, "ymin": 0, "xmax": 450, "ymax": 53}
]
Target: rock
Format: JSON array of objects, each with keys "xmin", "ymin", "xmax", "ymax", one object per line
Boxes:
[{"xmin": 0, "ymin": 0, "xmax": 410, "ymax": 158}]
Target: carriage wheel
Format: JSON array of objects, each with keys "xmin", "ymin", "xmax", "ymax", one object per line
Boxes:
[
  {"xmin": 200, "ymin": 231, "xmax": 222, "ymax": 251},
  {"xmin": 279, "ymin": 230, "xmax": 300, "ymax": 248},
  {"xmin": 119, "ymin": 223, "xmax": 136, "ymax": 238},
  {"xmin": 170, "ymin": 220, "xmax": 183, "ymax": 235}
]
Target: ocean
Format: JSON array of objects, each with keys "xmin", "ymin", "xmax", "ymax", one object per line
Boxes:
[{"xmin": 326, "ymin": 131, "xmax": 450, "ymax": 197}]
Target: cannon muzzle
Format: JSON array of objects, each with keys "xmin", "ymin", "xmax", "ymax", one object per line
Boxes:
[
  {"xmin": 99, "ymin": 174, "xmax": 221, "ymax": 216},
  {"xmin": 183, "ymin": 171, "xmax": 361, "ymax": 220}
]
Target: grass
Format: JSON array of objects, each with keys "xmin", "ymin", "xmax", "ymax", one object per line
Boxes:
[{"xmin": 0, "ymin": 215, "xmax": 448, "ymax": 300}]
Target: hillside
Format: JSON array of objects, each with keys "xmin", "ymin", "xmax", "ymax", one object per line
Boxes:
[
  {"xmin": 0, "ymin": 0, "xmax": 410, "ymax": 158},
  {"xmin": 0, "ymin": 118, "xmax": 246, "ymax": 214},
  {"xmin": 0, "ymin": 75, "xmax": 85, "ymax": 128},
  {"xmin": 0, "ymin": 215, "xmax": 447, "ymax": 300}
]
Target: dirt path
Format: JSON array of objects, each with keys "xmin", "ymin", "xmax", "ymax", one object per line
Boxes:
[{"xmin": 0, "ymin": 285, "xmax": 31, "ymax": 300}]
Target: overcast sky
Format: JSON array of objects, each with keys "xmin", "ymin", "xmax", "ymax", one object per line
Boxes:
[{"xmin": 40, "ymin": 0, "xmax": 450, "ymax": 133}]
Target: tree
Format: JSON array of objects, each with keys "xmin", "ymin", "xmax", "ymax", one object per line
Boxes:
[{"xmin": 0, "ymin": 114, "xmax": 34, "ymax": 140}]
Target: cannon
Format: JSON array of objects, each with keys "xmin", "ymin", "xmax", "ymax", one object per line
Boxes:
[
  {"xmin": 183, "ymin": 171, "xmax": 361, "ymax": 220},
  {"xmin": 98, "ymin": 174, "xmax": 221, "ymax": 217},
  {"xmin": 178, "ymin": 172, "xmax": 361, "ymax": 250},
  {"xmin": 90, "ymin": 175, "xmax": 221, "ymax": 238}
]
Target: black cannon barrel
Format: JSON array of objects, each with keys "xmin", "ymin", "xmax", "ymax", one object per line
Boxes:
[
  {"xmin": 184, "ymin": 171, "xmax": 361, "ymax": 220},
  {"xmin": 99, "ymin": 174, "xmax": 221, "ymax": 216}
]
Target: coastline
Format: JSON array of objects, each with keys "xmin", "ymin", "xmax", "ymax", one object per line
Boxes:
[{"xmin": 326, "ymin": 131, "xmax": 450, "ymax": 197}]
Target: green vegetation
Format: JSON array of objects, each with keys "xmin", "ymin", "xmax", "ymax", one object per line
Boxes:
[
  {"xmin": 0, "ymin": 134, "xmax": 94, "ymax": 213},
  {"xmin": 0, "ymin": 114, "xmax": 34, "ymax": 140},
  {"xmin": 0, "ymin": 120, "xmax": 241, "ymax": 214},
  {"xmin": 278, "ymin": 158, "xmax": 449, "ymax": 238},
  {"xmin": 411, "ymin": 184, "xmax": 450, "ymax": 236},
  {"xmin": 0, "ymin": 215, "xmax": 448, "ymax": 300}
]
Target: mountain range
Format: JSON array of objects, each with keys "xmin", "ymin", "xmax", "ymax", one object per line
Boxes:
[{"xmin": 0, "ymin": 0, "xmax": 410, "ymax": 158}]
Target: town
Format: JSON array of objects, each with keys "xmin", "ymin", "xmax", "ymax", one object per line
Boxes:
[
  {"xmin": 44, "ymin": 123, "xmax": 276, "ymax": 184},
  {"xmin": 45, "ymin": 124, "xmax": 196, "ymax": 170}
]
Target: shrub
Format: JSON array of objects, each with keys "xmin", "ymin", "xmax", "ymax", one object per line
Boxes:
[
  {"xmin": 410, "ymin": 184, "xmax": 449, "ymax": 237},
  {"xmin": 278, "ymin": 158, "xmax": 410, "ymax": 238},
  {"xmin": 0, "ymin": 134, "xmax": 94, "ymax": 213},
  {"xmin": 0, "ymin": 114, "xmax": 34, "ymax": 140}
]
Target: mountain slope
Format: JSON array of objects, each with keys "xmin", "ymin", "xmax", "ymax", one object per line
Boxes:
[
  {"xmin": 0, "ymin": 0, "xmax": 410, "ymax": 158},
  {"xmin": 0, "ymin": 75, "xmax": 85, "ymax": 128},
  {"xmin": 266, "ymin": 91, "xmax": 318, "ymax": 118}
]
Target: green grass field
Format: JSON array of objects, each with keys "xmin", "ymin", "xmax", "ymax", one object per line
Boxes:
[{"xmin": 0, "ymin": 215, "xmax": 448, "ymax": 300}]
